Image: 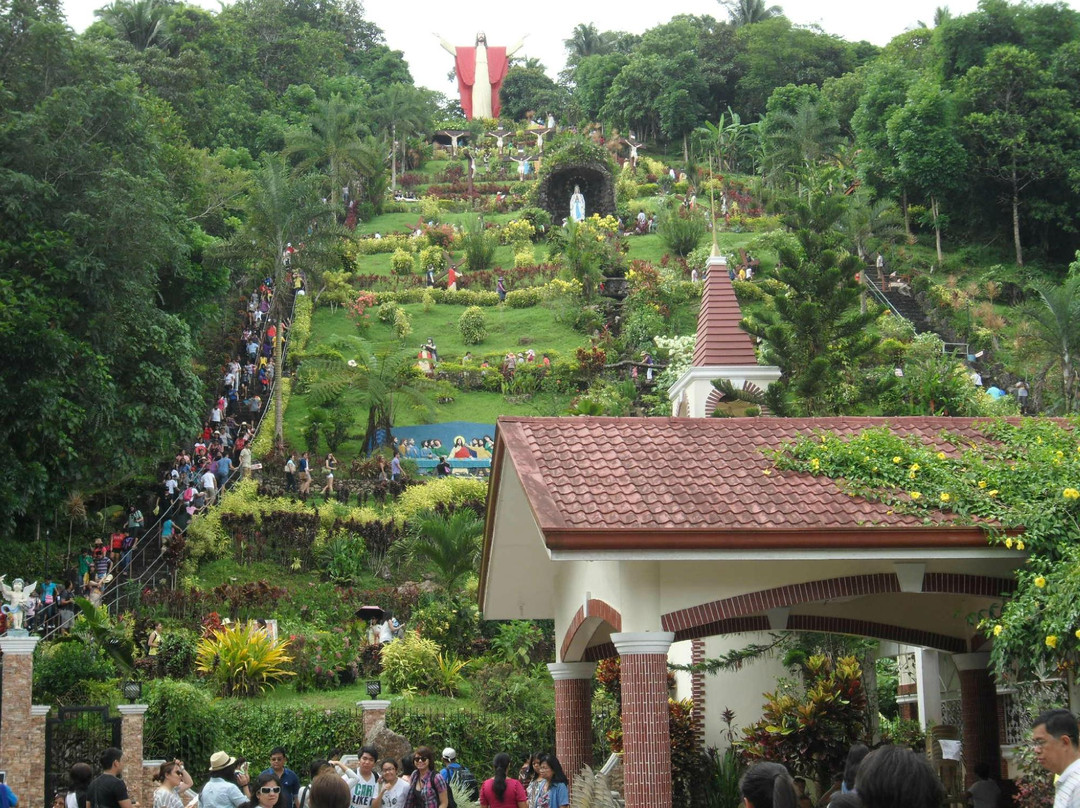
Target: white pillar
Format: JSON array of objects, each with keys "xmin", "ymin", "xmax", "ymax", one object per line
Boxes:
[
  {"xmin": 619, "ymin": 562, "xmax": 661, "ymax": 632},
  {"xmin": 916, "ymin": 649, "xmax": 942, "ymax": 729}
]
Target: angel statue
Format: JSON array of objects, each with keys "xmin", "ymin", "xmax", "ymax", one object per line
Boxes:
[{"xmin": 1, "ymin": 575, "xmax": 37, "ymax": 632}]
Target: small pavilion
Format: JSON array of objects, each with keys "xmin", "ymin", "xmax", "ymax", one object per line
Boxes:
[{"xmin": 480, "ymin": 251, "xmax": 1026, "ymax": 808}]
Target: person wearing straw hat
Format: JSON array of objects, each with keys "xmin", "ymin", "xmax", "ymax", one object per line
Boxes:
[{"xmin": 202, "ymin": 752, "xmax": 251, "ymax": 808}]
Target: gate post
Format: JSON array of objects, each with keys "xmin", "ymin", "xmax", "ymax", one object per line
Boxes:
[
  {"xmin": 0, "ymin": 633, "xmax": 42, "ymax": 806},
  {"xmin": 117, "ymin": 704, "xmax": 149, "ymax": 807}
]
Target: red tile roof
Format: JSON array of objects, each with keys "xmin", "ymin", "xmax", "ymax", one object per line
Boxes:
[
  {"xmin": 691, "ymin": 263, "xmax": 759, "ymax": 367},
  {"xmin": 492, "ymin": 416, "xmax": 1026, "ymax": 549}
]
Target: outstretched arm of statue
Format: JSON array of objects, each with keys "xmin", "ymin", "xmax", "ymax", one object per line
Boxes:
[
  {"xmin": 435, "ymin": 34, "xmax": 456, "ymax": 55},
  {"xmin": 506, "ymin": 35, "xmax": 527, "ymax": 56}
]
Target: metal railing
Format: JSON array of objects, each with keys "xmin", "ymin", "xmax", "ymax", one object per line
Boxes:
[
  {"xmin": 39, "ymin": 288, "xmax": 299, "ymax": 638},
  {"xmin": 862, "ymin": 273, "xmax": 906, "ymax": 320}
]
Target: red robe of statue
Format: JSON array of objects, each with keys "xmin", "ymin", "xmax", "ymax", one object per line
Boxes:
[{"xmin": 453, "ymin": 46, "xmax": 510, "ymax": 120}]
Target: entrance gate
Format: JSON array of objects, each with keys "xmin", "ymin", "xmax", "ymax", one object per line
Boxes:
[{"xmin": 45, "ymin": 707, "xmax": 122, "ymax": 801}]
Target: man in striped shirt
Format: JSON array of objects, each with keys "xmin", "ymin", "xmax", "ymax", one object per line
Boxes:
[{"xmin": 1033, "ymin": 709, "xmax": 1080, "ymax": 808}]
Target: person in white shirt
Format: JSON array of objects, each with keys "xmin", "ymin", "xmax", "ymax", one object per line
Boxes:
[{"xmin": 1033, "ymin": 709, "xmax": 1080, "ymax": 808}]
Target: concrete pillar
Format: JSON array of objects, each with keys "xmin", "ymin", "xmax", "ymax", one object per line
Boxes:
[
  {"xmin": 916, "ymin": 649, "xmax": 942, "ymax": 729},
  {"xmin": 359, "ymin": 700, "xmax": 391, "ymax": 739},
  {"xmin": 618, "ymin": 563, "xmax": 661, "ymax": 633},
  {"xmin": 613, "ymin": 632, "xmax": 675, "ymax": 808},
  {"xmin": 118, "ymin": 704, "xmax": 149, "ymax": 806},
  {"xmin": 953, "ymin": 652, "xmax": 1000, "ymax": 787},
  {"xmin": 548, "ymin": 662, "xmax": 596, "ymax": 782},
  {"xmin": 0, "ymin": 633, "xmax": 42, "ymax": 804}
]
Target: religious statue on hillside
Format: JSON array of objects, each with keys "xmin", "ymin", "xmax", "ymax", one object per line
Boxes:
[
  {"xmin": 1, "ymin": 575, "xmax": 37, "ymax": 632},
  {"xmin": 437, "ymin": 32, "xmax": 526, "ymax": 119},
  {"xmin": 570, "ymin": 185, "xmax": 586, "ymax": 222}
]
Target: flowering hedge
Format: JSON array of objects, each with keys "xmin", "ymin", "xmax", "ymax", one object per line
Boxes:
[{"xmin": 773, "ymin": 418, "xmax": 1080, "ymax": 677}]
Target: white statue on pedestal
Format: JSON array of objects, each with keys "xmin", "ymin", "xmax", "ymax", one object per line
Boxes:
[
  {"xmin": 1, "ymin": 575, "xmax": 38, "ymax": 632},
  {"xmin": 570, "ymin": 185, "xmax": 586, "ymax": 222}
]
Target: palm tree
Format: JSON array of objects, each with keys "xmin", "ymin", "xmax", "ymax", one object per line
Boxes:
[
  {"xmin": 285, "ymin": 94, "xmax": 368, "ymax": 209},
  {"xmin": 1023, "ymin": 275, "xmax": 1080, "ymax": 413},
  {"xmin": 397, "ymin": 509, "xmax": 484, "ymax": 591},
  {"xmin": 834, "ymin": 189, "xmax": 903, "ymax": 261},
  {"xmin": 302, "ymin": 336, "xmax": 436, "ymax": 453},
  {"xmin": 218, "ymin": 156, "xmax": 339, "ymax": 445},
  {"xmin": 719, "ymin": 0, "xmax": 783, "ymax": 27},
  {"xmin": 372, "ymin": 84, "xmax": 433, "ymax": 191},
  {"xmin": 762, "ymin": 97, "xmax": 841, "ymax": 188},
  {"xmin": 564, "ymin": 23, "xmax": 610, "ymax": 66},
  {"xmin": 95, "ymin": 0, "xmax": 177, "ymax": 50},
  {"xmin": 693, "ymin": 107, "xmax": 750, "ymax": 172}
]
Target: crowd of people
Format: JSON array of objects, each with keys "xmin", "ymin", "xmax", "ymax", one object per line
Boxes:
[{"xmin": 64, "ymin": 745, "xmax": 571, "ymax": 808}]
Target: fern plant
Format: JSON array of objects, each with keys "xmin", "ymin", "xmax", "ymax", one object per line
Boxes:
[
  {"xmin": 568, "ymin": 765, "xmax": 617, "ymax": 808},
  {"xmin": 433, "ymin": 653, "xmax": 470, "ymax": 697}
]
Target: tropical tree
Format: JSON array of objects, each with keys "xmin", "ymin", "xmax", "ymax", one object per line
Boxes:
[
  {"xmin": 886, "ymin": 81, "xmax": 966, "ymax": 265},
  {"xmin": 285, "ymin": 94, "xmax": 369, "ymax": 208},
  {"xmin": 371, "ymin": 83, "xmax": 433, "ymax": 190},
  {"xmin": 302, "ymin": 337, "xmax": 436, "ymax": 452},
  {"xmin": 833, "ymin": 188, "xmax": 902, "ymax": 262},
  {"xmin": 1021, "ymin": 271, "xmax": 1080, "ymax": 413},
  {"xmin": 761, "ymin": 95, "xmax": 841, "ymax": 188},
  {"xmin": 693, "ymin": 107, "xmax": 751, "ymax": 172},
  {"xmin": 720, "ymin": 0, "xmax": 783, "ymax": 27},
  {"xmin": 396, "ymin": 509, "xmax": 484, "ymax": 591},
  {"xmin": 95, "ymin": 0, "xmax": 177, "ymax": 51},
  {"xmin": 564, "ymin": 22, "xmax": 612, "ymax": 67}
]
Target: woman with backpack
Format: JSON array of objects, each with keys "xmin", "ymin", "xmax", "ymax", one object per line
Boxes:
[{"xmin": 404, "ymin": 748, "xmax": 446, "ymax": 808}]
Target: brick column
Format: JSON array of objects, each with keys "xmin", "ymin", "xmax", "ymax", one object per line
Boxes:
[
  {"xmin": 118, "ymin": 704, "xmax": 149, "ymax": 806},
  {"xmin": 953, "ymin": 652, "xmax": 1000, "ymax": 787},
  {"xmin": 548, "ymin": 662, "xmax": 596, "ymax": 782},
  {"xmin": 613, "ymin": 632, "xmax": 675, "ymax": 808},
  {"xmin": 358, "ymin": 700, "xmax": 391, "ymax": 739},
  {"xmin": 0, "ymin": 633, "xmax": 41, "ymax": 805},
  {"xmin": 29, "ymin": 705, "xmax": 50, "ymax": 807}
]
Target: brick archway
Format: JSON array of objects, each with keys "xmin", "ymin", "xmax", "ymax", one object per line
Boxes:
[
  {"xmin": 560, "ymin": 598, "xmax": 622, "ymax": 663},
  {"xmin": 662, "ymin": 572, "xmax": 1014, "ymax": 643}
]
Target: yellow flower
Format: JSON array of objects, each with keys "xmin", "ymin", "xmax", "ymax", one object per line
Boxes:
[
  {"xmin": 939, "ymin": 492, "xmax": 951, "ymax": 503},
  {"xmin": 978, "ymin": 480, "xmax": 987, "ymax": 488},
  {"xmin": 937, "ymin": 452, "xmax": 947, "ymax": 460},
  {"xmin": 1057, "ymin": 451, "xmax": 1065, "ymax": 459},
  {"xmin": 993, "ymin": 624, "xmax": 1003, "ymax": 637},
  {"xmin": 1017, "ymin": 540, "xmax": 1026, "ymax": 550},
  {"xmin": 1064, "ymin": 488, "xmax": 1080, "ymax": 500},
  {"xmin": 1035, "ymin": 576, "xmax": 1047, "ymax": 588},
  {"xmin": 910, "ymin": 463, "xmax": 920, "ymax": 471},
  {"xmin": 1037, "ymin": 437, "xmax": 1044, "ymax": 444},
  {"xmin": 909, "ymin": 470, "xmax": 917, "ymax": 480},
  {"xmin": 988, "ymin": 490, "xmax": 999, "ymax": 497},
  {"xmin": 1046, "ymin": 635, "xmax": 1059, "ymax": 649},
  {"xmin": 1075, "ymin": 629, "xmax": 1080, "ymax": 640},
  {"xmin": 893, "ymin": 456, "xmax": 902, "ymax": 464},
  {"xmin": 810, "ymin": 458, "xmax": 820, "ymax": 470},
  {"xmin": 763, "ymin": 469, "xmax": 772, "ymax": 476},
  {"xmin": 909, "ymin": 491, "xmax": 922, "ymax": 500},
  {"xmin": 1005, "ymin": 538, "xmax": 1014, "ymax": 549}
]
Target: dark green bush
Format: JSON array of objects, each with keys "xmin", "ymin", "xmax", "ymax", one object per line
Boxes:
[
  {"xmin": 158, "ymin": 628, "xmax": 200, "ymax": 679},
  {"xmin": 34, "ymin": 639, "xmax": 116, "ymax": 703},
  {"xmin": 658, "ymin": 209, "xmax": 707, "ymax": 257},
  {"xmin": 144, "ymin": 679, "xmax": 220, "ymax": 779}
]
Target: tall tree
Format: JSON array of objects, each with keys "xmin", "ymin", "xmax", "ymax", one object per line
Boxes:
[
  {"xmin": 959, "ymin": 45, "xmax": 1073, "ymax": 266},
  {"xmin": 94, "ymin": 0, "xmax": 177, "ymax": 51},
  {"xmin": 886, "ymin": 80, "xmax": 967, "ymax": 265},
  {"xmin": 564, "ymin": 22, "xmax": 611, "ymax": 66},
  {"xmin": 719, "ymin": 0, "xmax": 783, "ymax": 27},
  {"xmin": 285, "ymin": 94, "xmax": 369, "ymax": 209},
  {"xmin": 740, "ymin": 230, "xmax": 879, "ymax": 415},
  {"xmin": 371, "ymin": 83, "xmax": 433, "ymax": 190},
  {"xmin": 1021, "ymin": 271, "xmax": 1080, "ymax": 414}
]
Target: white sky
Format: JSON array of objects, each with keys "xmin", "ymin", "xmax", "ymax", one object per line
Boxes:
[{"xmin": 61, "ymin": 0, "xmax": 1080, "ymax": 97}]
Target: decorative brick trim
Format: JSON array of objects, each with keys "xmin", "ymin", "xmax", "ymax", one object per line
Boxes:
[
  {"xmin": 560, "ymin": 599, "xmax": 622, "ymax": 662},
  {"xmin": 690, "ymin": 640, "xmax": 705, "ymax": 754},
  {"xmin": 663, "ymin": 573, "xmax": 1013, "ymax": 636},
  {"xmin": 583, "ymin": 642, "xmax": 617, "ymax": 662},
  {"xmin": 668, "ymin": 613, "xmax": 966, "ymax": 653}
]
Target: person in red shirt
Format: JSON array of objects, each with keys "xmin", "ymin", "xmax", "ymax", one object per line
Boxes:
[{"xmin": 479, "ymin": 754, "xmax": 525, "ymax": 808}]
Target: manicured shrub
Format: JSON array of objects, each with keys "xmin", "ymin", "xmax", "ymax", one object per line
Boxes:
[
  {"xmin": 288, "ymin": 630, "xmax": 359, "ymax": 692},
  {"xmin": 458, "ymin": 306, "xmax": 487, "ymax": 344},
  {"xmin": 390, "ymin": 248, "xmax": 416, "ymax": 275},
  {"xmin": 514, "ymin": 247, "xmax": 535, "ymax": 268},
  {"xmin": 658, "ymin": 209, "xmax": 707, "ymax": 257},
  {"xmin": 419, "ymin": 245, "xmax": 447, "ymax": 273},
  {"xmin": 157, "ymin": 627, "xmax": 200, "ymax": 679},
  {"xmin": 144, "ymin": 679, "xmax": 220, "ymax": 772},
  {"xmin": 378, "ymin": 301, "xmax": 403, "ymax": 324},
  {"xmin": 505, "ymin": 287, "xmax": 541, "ymax": 308}
]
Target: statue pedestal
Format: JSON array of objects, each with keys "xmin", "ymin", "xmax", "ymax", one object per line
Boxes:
[{"xmin": 1, "ymin": 628, "xmax": 29, "ymax": 638}]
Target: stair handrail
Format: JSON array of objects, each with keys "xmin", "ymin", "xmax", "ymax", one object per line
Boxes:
[{"xmin": 862, "ymin": 273, "xmax": 906, "ymax": 321}]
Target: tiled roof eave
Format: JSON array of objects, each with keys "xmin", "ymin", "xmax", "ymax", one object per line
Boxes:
[{"xmin": 541, "ymin": 524, "xmax": 1010, "ymax": 553}]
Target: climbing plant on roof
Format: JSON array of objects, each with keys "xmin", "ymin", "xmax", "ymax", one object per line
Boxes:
[{"xmin": 770, "ymin": 417, "xmax": 1080, "ymax": 679}]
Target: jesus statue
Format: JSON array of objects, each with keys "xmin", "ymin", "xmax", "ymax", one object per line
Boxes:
[{"xmin": 437, "ymin": 32, "xmax": 525, "ymax": 120}]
